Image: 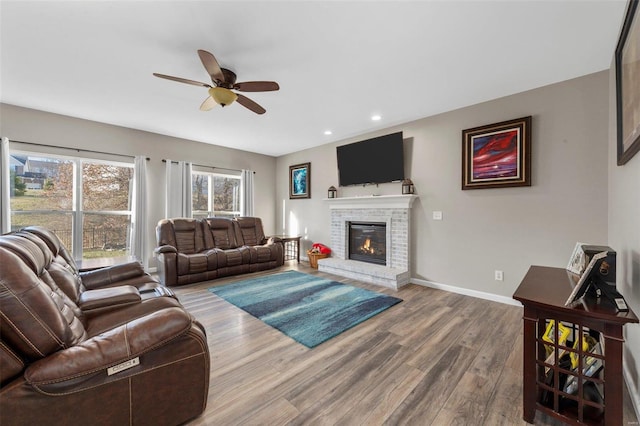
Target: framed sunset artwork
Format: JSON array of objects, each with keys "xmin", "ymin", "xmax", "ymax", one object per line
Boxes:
[{"xmin": 462, "ymin": 116, "xmax": 532, "ymax": 190}]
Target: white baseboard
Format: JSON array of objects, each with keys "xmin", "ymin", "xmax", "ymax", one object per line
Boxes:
[
  {"xmin": 410, "ymin": 277, "xmax": 522, "ymax": 307},
  {"xmin": 146, "ymin": 266, "xmax": 157, "ymax": 274}
]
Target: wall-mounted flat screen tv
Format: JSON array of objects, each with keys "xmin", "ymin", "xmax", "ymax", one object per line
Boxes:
[{"xmin": 337, "ymin": 131, "xmax": 404, "ymax": 186}]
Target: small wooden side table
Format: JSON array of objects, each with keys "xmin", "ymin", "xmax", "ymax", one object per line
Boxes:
[
  {"xmin": 273, "ymin": 235, "xmax": 301, "ymax": 263},
  {"xmin": 513, "ymin": 265, "xmax": 638, "ymax": 426}
]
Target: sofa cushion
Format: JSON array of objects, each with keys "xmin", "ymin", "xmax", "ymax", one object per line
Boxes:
[
  {"xmin": 46, "ymin": 261, "xmax": 84, "ymax": 303},
  {"xmin": 0, "ymin": 234, "xmax": 50, "ymax": 276},
  {"xmin": 173, "ymin": 219, "xmax": 205, "ymax": 254},
  {"xmin": 203, "ymin": 218, "xmax": 239, "ymax": 249},
  {"xmin": 0, "ymin": 248, "xmax": 87, "ymax": 362},
  {"xmin": 22, "ymin": 226, "xmax": 79, "ymax": 274},
  {"xmin": 18, "ymin": 229, "xmax": 86, "ymax": 300},
  {"xmin": 156, "ymin": 218, "xmax": 205, "ymax": 255},
  {"xmin": 19, "ymin": 228, "xmax": 86, "ymax": 299},
  {"xmin": 177, "ymin": 252, "xmax": 208, "ymax": 275},
  {"xmin": 21, "ymin": 227, "xmax": 88, "ymax": 303},
  {"xmin": 0, "ymin": 235, "xmax": 86, "ymax": 336},
  {"xmin": 248, "ymin": 245, "xmax": 276, "ymax": 263},
  {"xmin": 220, "ymin": 247, "xmax": 250, "ymax": 267},
  {"xmin": 234, "ymin": 217, "xmax": 266, "ymax": 246}
]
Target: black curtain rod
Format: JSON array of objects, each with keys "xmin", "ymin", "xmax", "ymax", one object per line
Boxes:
[
  {"xmin": 161, "ymin": 159, "xmax": 251, "ymax": 174},
  {"xmin": 8, "ymin": 139, "xmax": 149, "ymax": 160}
]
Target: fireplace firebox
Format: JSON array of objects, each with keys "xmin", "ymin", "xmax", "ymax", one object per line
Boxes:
[{"xmin": 348, "ymin": 222, "xmax": 386, "ymax": 265}]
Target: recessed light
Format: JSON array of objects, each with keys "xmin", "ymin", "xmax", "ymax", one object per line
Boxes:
[
  {"xmin": 324, "ymin": 130, "xmax": 332, "ymax": 135},
  {"xmin": 371, "ymin": 115, "xmax": 381, "ymax": 121}
]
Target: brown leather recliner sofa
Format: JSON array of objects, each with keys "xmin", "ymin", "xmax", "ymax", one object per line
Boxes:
[
  {"xmin": 155, "ymin": 217, "xmax": 284, "ymax": 286},
  {"xmin": 0, "ymin": 227, "xmax": 210, "ymax": 426}
]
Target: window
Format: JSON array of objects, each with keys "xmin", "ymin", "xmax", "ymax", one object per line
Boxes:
[
  {"xmin": 81, "ymin": 162, "xmax": 133, "ymax": 259},
  {"xmin": 9, "ymin": 152, "xmax": 134, "ymax": 260},
  {"xmin": 191, "ymin": 171, "xmax": 241, "ymax": 219}
]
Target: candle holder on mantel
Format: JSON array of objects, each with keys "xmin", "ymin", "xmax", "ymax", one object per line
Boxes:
[
  {"xmin": 327, "ymin": 186, "xmax": 337, "ymax": 198},
  {"xmin": 402, "ymin": 179, "xmax": 415, "ymax": 195}
]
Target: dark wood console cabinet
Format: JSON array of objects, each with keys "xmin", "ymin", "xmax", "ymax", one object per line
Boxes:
[{"xmin": 513, "ymin": 266, "xmax": 638, "ymax": 425}]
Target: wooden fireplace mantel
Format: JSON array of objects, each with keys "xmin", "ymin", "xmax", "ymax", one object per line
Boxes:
[{"xmin": 324, "ymin": 194, "xmax": 418, "ymax": 210}]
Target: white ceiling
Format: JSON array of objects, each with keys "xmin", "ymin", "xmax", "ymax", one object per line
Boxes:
[{"xmin": 0, "ymin": 1, "xmax": 628, "ymax": 157}]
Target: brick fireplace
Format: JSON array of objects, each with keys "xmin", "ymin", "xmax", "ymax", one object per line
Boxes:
[{"xmin": 318, "ymin": 195, "xmax": 417, "ymax": 289}]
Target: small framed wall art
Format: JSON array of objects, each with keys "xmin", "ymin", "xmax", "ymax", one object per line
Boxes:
[
  {"xmin": 615, "ymin": 0, "xmax": 640, "ymax": 165},
  {"xmin": 289, "ymin": 162, "xmax": 311, "ymax": 199},
  {"xmin": 462, "ymin": 116, "xmax": 532, "ymax": 190}
]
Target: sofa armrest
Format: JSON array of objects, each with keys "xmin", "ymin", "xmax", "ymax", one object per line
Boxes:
[
  {"xmin": 24, "ymin": 307, "xmax": 193, "ymax": 394},
  {"xmin": 80, "ymin": 262, "xmax": 147, "ymax": 290},
  {"xmin": 78, "ymin": 285, "xmax": 141, "ymax": 314},
  {"xmin": 266, "ymin": 236, "xmax": 282, "ymax": 245},
  {"xmin": 155, "ymin": 249, "xmax": 178, "ymax": 286},
  {"xmin": 154, "ymin": 245, "xmax": 177, "ymax": 255}
]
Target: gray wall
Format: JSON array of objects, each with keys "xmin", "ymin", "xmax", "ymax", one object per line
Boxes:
[
  {"xmin": 277, "ymin": 71, "xmax": 610, "ymax": 300},
  {"xmin": 0, "ymin": 103, "xmax": 278, "ymax": 268},
  {"xmin": 607, "ymin": 60, "xmax": 640, "ymax": 412}
]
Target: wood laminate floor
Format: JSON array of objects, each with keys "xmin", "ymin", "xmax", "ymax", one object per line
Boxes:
[{"xmin": 171, "ymin": 263, "xmax": 638, "ymax": 426}]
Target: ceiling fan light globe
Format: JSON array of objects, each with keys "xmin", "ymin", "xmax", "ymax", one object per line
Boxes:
[{"xmin": 208, "ymin": 87, "xmax": 238, "ymax": 107}]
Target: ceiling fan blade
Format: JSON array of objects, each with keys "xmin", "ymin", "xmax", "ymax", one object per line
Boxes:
[
  {"xmin": 197, "ymin": 49, "xmax": 225, "ymax": 84},
  {"xmin": 199, "ymin": 96, "xmax": 217, "ymax": 111},
  {"xmin": 233, "ymin": 81, "xmax": 280, "ymax": 92},
  {"xmin": 236, "ymin": 94, "xmax": 266, "ymax": 115},
  {"xmin": 153, "ymin": 73, "xmax": 211, "ymax": 88}
]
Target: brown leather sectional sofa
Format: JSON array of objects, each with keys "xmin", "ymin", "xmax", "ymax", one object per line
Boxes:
[
  {"xmin": 0, "ymin": 226, "xmax": 210, "ymax": 426},
  {"xmin": 155, "ymin": 217, "xmax": 284, "ymax": 286}
]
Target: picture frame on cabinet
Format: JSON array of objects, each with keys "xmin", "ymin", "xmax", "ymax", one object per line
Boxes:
[{"xmin": 567, "ymin": 242, "xmax": 588, "ymax": 276}]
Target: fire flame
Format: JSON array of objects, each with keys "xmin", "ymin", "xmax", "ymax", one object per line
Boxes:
[{"xmin": 361, "ymin": 238, "xmax": 375, "ymax": 254}]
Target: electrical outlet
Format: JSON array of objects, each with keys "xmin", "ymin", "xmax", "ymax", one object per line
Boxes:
[
  {"xmin": 495, "ymin": 270, "xmax": 504, "ymax": 281},
  {"xmin": 432, "ymin": 211, "xmax": 443, "ymax": 220}
]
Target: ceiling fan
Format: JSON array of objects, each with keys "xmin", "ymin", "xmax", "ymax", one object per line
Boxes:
[{"xmin": 153, "ymin": 49, "xmax": 279, "ymax": 115}]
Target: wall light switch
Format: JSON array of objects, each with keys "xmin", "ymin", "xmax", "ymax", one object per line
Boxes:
[{"xmin": 432, "ymin": 211, "xmax": 443, "ymax": 220}]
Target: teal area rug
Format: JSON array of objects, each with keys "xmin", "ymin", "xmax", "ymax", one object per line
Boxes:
[{"xmin": 208, "ymin": 270, "xmax": 402, "ymax": 348}]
